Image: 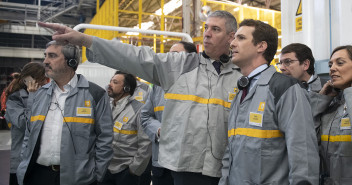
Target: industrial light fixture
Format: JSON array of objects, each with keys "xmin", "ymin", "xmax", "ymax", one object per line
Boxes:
[{"xmin": 126, "ymin": 0, "xmax": 182, "ymax": 35}]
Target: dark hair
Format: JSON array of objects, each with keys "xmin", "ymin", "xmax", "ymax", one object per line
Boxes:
[
  {"xmin": 239, "ymin": 19, "xmax": 278, "ymax": 64},
  {"xmin": 281, "ymin": 43, "xmax": 315, "ymax": 75},
  {"xmin": 6, "ymin": 62, "xmax": 46, "ymax": 96},
  {"xmin": 114, "ymin": 71, "xmax": 137, "ymax": 95},
  {"xmin": 178, "ymin": 41, "xmax": 197, "ymax": 53},
  {"xmin": 330, "ymin": 45, "xmax": 352, "ymax": 60},
  {"xmin": 46, "ymin": 41, "xmax": 80, "ymax": 71},
  {"xmin": 208, "ymin": 10, "xmax": 237, "ymax": 33}
]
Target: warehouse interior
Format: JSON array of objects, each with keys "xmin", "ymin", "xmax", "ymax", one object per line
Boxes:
[{"xmin": 0, "ymin": 0, "xmax": 282, "ymax": 93}]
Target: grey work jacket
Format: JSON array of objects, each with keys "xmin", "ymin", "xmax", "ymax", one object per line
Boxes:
[
  {"xmin": 109, "ymin": 95, "xmax": 152, "ymax": 176},
  {"xmin": 140, "ymin": 85, "xmax": 166, "ymax": 168},
  {"xmin": 5, "ymin": 89, "xmax": 33, "ymax": 173},
  {"xmin": 86, "ymin": 37, "xmax": 242, "ymax": 177},
  {"xmin": 220, "ymin": 66, "xmax": 319, "ymax": 185},
  {"xmin": 133, "ymin": 81, "xmax": 150, "ymax": 104},
  {"xmin": 308, "ymin": 74, "xmax": 323, "ymax": 92},
  {"xmin": 313, "ymin": 87, "xmax": 352, "ymax": 184},
  {"xmin": 17, "ymin": 75, "xmax": 113, "ymax": 185}
]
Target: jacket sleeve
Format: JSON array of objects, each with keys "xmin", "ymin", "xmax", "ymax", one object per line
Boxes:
[
  {"xmin": 219, "ymin": 145, "xmax": 230, "ymax": 185},
  {"xmin": 276, "ymin": 85, "xmax": 319, "ymax": 185},
  {"xmin": 86, "ymin": 37, "xmax": 199, "ymax": 91},
  {"xmin": 5, "ymin": 92, "xmax": 30, "ymax": 130},
  {"xmin": 140, "ymin": 88, "xmax": 160, "ymax": 143},
  {"xmin": 129, "ymin": 111, "xmax": 152, "ymax": 176},
  {"xmin": 94, "ymin": 94, "xmax": 114, "ymax": 182}
]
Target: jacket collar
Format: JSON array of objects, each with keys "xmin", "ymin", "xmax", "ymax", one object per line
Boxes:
[
  {"xmin": 43, "ymin": 74, "xmax": 90, "ymax": 96},
  {"xmin": 200, "ymin": 53, "xmax": 240, "ymax": 75},
  {"xmin": 256, "ymin": 65, "xmax": 277, "ymax": 85}
]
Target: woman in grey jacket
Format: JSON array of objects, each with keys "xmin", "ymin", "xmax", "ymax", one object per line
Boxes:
[
  {"xmin": 5, "ymin": 62, "xmax": 48, "ymax": 185},
  {"xmin": 315, "ymin": 45, "xmax": 352, "ymax": 185}
]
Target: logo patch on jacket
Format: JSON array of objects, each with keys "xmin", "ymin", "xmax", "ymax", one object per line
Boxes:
[
  {"xmin": 85, "ymin": 100, "xmax": 91, "ymax": 107},
  {"xmin": 114, "ymin": 121, "xmax": 123, "ymax": 130},
  {"xmin": 123, "ymin": 117, "xmax": 129, "ymax": 122},
  {"xmin": 135, "ymin": 96, "xmax": 143, "ymax": 101},
  {"xmin": 258, "ymin": 102, "xmax": 265, "ymax": 112},
  {"xmin": 76, "ymin": 107, "xmax": 92, "ymax": 116},
  {"xmin": 340, "ymin": 118, "xmax": 351, "ymax": 130},
  {"xmin": 228, "ymin": 88, "xmax": 239, "ymax": 101},
  {"xmin": 249, "ymin": 112, "xmax": 263, "ymax": 127}
]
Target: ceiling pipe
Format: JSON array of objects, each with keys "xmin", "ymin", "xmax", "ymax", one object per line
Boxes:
[{"xmin": 73, "ymin": 24, "xmax": 193, "ymax": 43}]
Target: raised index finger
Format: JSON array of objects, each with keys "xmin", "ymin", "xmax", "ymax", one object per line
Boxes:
[{"xmin": 38, "ymin": 22, "xmax": 67, "ymax": 34}]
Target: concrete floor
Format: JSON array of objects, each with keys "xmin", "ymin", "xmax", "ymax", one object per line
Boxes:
[{"xmin": 0, "ymin": 130, "xmax": 11, "ymax": 185}]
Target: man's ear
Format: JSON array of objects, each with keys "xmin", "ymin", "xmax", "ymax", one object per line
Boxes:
[
  {"xmin": 303, "ymin": 59, "xmax": 310, "ymax": 71},
  {"xmin": 257, "ymin": 41, "xmax": 268, "ymax": 53}
]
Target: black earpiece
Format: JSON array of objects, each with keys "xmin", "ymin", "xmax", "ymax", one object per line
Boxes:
[
  {"xmin": 301, "ymin": 81, "xmax": 309, "ymax": 90},
  {"xmin": 202, "ymin": 51, "xmax": 231, "ymax": 63},
  {"xmin": 237, "ymin": 66, "xmax": 270, "ymax": 90},
  {"xmin": 66, "ymin": 46, "xmax": 79, "ymax": 69},
  {"xmin": 123, "ymin": 86, "xmax": 131, "ymax": 93},
  {"xmin": 237, "ymin": 76, "xmax": 250, "ymax": 90}
]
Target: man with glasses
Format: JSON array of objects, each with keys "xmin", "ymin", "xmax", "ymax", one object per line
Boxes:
[{"xmin": 279, "ymin": 43, "xmax": 322, "ymax": 92}]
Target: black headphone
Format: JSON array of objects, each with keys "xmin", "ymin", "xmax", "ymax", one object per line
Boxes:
[
  {"xmin": 237, "ymin": 66, "xmax": 270, "ymax": 90},
  {"xmin": 66, "ymin": 46, "xmax": 79, "ymax": 69},
  {"xmin": 202, "ymin": 51, "xmax": 231, "ymax": 63},
  {"xmin": 123, "ymin": 85, "xmax": 131, "ymax": 93}
]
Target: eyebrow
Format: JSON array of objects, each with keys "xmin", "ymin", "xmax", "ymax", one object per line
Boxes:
[{"xmin": 330, "ymin": 57, "xmax": 346, "ymax": 62}]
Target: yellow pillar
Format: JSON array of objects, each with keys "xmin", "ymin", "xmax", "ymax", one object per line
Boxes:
[
  {"xmin": 114, "ymin": 0, "xmax": 119, "ymax": 38},
  {"xmin": 138, "ymin": 0, "xmax": 142, "ymax": 46},
  {"xmin": 153, "ymin": 34, "xmax": 157, "ymax": 52},
  {"xmin": 160, "ymin": 0, "xmax": 165, "ymax": 53},
  {"xmin": 96, "ymin": 0, "xmax": 100, "ymax": 12}
]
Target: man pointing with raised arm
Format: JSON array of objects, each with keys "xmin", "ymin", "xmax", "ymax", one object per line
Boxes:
[{"xmin": 39, "ymin": 11, "xmax": 242, "ymax": 185}]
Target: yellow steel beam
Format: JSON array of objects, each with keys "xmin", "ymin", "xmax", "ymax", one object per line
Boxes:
[
  {"xmin": 138, "ymin": 0, "xmax": 142, "ymax": 46},
  {"xmin": 160, "ymin": 0, "xmax": 164, "ymax": 53}
]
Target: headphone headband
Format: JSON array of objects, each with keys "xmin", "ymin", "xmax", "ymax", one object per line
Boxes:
[
  {"xmin": 67, "ymin": 46, "xmax": 79, "ymax": 69},
  {"xmin": 202, "ymin": 51, "xmax": 231, "ymax": 63}
]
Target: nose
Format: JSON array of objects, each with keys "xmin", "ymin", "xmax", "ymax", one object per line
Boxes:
[
  {"xmin": 279, "ymin": 63, "xmax": 286, "ymax": 72},
  {"xmin": 43, "ymin": 56, "xmax": 49, "ymax": 64},
  {"xmin": 230, "ymin": 39, "xmax": 236, "ymax": 48},
  {"xmin": 204, "ymin": 28, "xmax": 211, "ymax": 38},
  {"xmin": 329, "ymin": 63, "xmax": 336, "ymax": 74}
]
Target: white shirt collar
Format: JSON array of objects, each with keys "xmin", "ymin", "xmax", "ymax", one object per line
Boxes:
[
  {"xmin": 52, "ymin": 73, "xmax": 78, "ymax": 93},
  {"xmin": 248, "ymin": 64, "xmax": 268, "ymax": 79}
]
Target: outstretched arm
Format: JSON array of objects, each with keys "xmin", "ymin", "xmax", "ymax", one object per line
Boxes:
[{"xmin": 38, "ymin": 22, "xmax": 93, "ymax": 47}]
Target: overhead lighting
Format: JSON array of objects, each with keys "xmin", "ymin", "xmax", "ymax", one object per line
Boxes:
[
  {"xmin": 233, "ymin": 7, "xmax": 240, "ymax": 12},
  {"xmin": 126, "ymin": 21, "xmax": 155, "ymax": 35},
  {"xmin": 155, "ymin": 0, "xmax": 182, "ymax": 16},
  {"xmin": 126, "ymin": 0, "xmax": 182, "ymax": 35}
]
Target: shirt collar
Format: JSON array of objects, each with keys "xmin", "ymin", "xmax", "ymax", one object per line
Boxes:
[
  {"xmin": 248, "ymin": 64, "xmax": 268, "ymax": 79},
  {"xmin": 307, "ymin": 74, "xmax": 314, "ymax": 83},
  {"xmin": 52, "ymin": 73, "xmax": 78, "ymax": 93}
]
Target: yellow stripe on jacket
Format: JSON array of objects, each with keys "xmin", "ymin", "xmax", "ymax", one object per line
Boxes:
[
  {"xmin": 228, "ymin": 128, "xmax": 283, "ymax": 138},
  {"xmin": 113, "ymin": 127, "xmax": 138, "ymax": 135},
  {"xmin": 321, "ymin": 135, "xmax": 352, "ymax": 142},
  {"xmin": 164, "ymin": 93, "xmax": 231, "ymax": 108}
]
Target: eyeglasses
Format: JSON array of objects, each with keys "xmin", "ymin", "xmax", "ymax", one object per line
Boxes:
[{"xmin": 278, "ymin": 59, "xmax": 299, "ymax": 67}]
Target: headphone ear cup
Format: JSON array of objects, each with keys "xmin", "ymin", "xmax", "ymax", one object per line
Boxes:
[
  {"xmin": 123, "ymin": 86, "xmax": 130, "ymax": 93},
  {"xmin": 67, "ymin": 59, "xmax": 78, "ymax": 68}
]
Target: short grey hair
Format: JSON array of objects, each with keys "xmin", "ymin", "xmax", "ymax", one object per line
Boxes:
[
  {"xmin": 46, "ymin": 41, "xmax": 80, "ymax": 70},
  {"xmin": 208, "ymin": 10, "xmax": 237, "ymax": 33}
]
